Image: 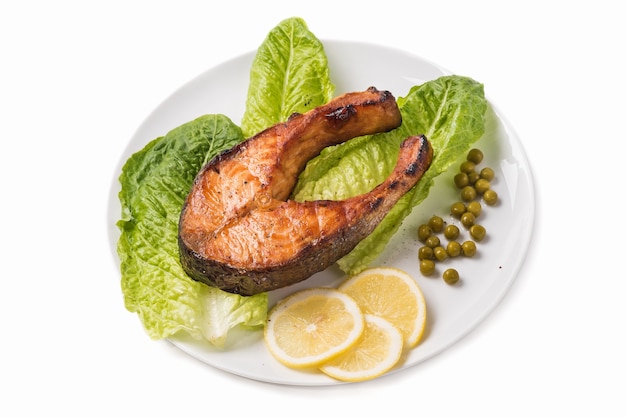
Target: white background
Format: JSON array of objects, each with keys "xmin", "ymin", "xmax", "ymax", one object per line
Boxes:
[{"xmin": 2, "ymin": 1, "xmax": 624, "ymax": 415}]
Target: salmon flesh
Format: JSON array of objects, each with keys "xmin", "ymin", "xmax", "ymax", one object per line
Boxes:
[{"xmin": 178, "ymin": 87, "xmax": 433, "ymax": 295}]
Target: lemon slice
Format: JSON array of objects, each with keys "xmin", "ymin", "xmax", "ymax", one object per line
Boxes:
[
  {"xmin": 339, "ymin": 267, "xmax": 427, "ymax": 348},
  {"xmin": 320, "ymin": 314, "xmax": 404, "ymax": 382},
  {"xmin": 264, "ymin": 287, "xmax": 365, "ymax": 368}
]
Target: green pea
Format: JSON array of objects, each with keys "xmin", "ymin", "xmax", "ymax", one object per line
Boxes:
[
  {"xmin": 434, "ymin": 246, "xmax": 448, "ymax": 261},
  {"xmin": 462, "ymin": 241, "xmax": 477, "ymax": 257},
  {"xmin": 460, "ymin": 186, "xmax": 477, "ymax": 202},
  {"xmin": 483, "ymin": 189, "xmax": 499, "ymax": 206},
  {"xmin": 470, "ymin": 224, "xmax": 486, "ymax": 242},
  {"xmin": 474, "ymin": 178, "xmax": 490, "ymax": 194},
  {"xmin": 417, "ymin": 224, "xmax": 433, "ymax": 242},
  {"xmin": 418, "ymin": 246, "xmax": 435, "ymax": 260},
  {"xmin": 444, "ymin": 224, "xmax": 460, "ymax": 240},
  {"xmin": 468, "ymin": 171, "xmax": 480, "ymax": 185},
  {"xmin": 460, "ymin": 161, "xmax": 476, "ymax": 174},
  {"xmin": 454, "ymin": 172, "xmax": 469, "ymax": 189},
  {"xmin": 461, "ymin": 212, "xmax": 476, "ymax": 228},
  {"xmin": 428, "ymin": 215, "xmax": 445, "ymax": 233},
  {"xmin": 480, "ymin": 167, "xmax": 495, "ymax": 181},
  {"xmin": 467, "ymin": 148, "xmax": 484, "ymax": 165},
  {"xmin": 425, "ymin": 235, "xmax": 440, "ymax": 248},
  {"xmin": 467, "ymin": 201, "xmax": 482, "ymax": 217},
  {"xmin": 420, "ymin": 259, "xmax": 436, "ymax": 276},
  {"xmin": 451, "ymin": 201, "xmax": 466, "ymax": 217},
  {"xmin": 443, "ymin": 268, "xmax": 460, "ymax": 285},
  {"xmin": 446, "ymin": 241, "xmax": 462, "ymax": 257}
]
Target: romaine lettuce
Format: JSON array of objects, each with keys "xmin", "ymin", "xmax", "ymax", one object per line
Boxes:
[
  {"xmin": 292, "ymin": 76, "xmax": 488, "ymax": 274},
  {"xmin": 117, "ymin": 114, "xmax": 267, "ymax": 347},
  {"xmin": 117, "ymin": 17, "xmax": 334, "ymax": 347},
  {"xmin": 240, "ymin": 17, "xmax": 334, "ymax": 137}
]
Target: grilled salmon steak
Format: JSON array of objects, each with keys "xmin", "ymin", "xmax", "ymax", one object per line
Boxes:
[{"xmin": 178, "ymin": 87, "xmax": 433, "ymax": 295}]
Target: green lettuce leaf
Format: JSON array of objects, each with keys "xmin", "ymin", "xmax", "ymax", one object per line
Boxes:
[
  {"xmin": 240, "ymin": 17, "xmax": 334, "ymax": 137},
  {"xmin": 292, "ymin": 76, "xmax": 488, "ymax": 275},
  {"xmin": 117, "ymin": 114, "xmax": 267, "ymax": 347}
]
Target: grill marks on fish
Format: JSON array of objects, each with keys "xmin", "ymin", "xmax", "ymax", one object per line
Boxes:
[{"xmin": 178, "ymin": 88, "xmax": 433, "ymax": 295}]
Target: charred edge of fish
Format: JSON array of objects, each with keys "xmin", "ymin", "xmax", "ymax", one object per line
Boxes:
[
  {"xmin": 387, "ymin": 179, "xmax": 400, "ymax": 191},
  {"xmin": 287, "ymin": 112, "xmax": 302, "ymax": 121},
  {"xmin": 405, "ymin": 162, "xmax": 418, "ymax": 176},
  {"xmin": 364, "ymin": 197, "xmax": 383, "ymax": 211},
  {"xmin": 365, "ymin": 86, "xmax": 395, "ymax": 102},
  {"xmin": 416, "ymin": 135, "xmax": 431, "ymax": 164},
  {"xmin": 361, "ymin": 88, "xmax": 396, "ymax": 107},
  {"xmin": 403, "ymin": 135, "xmax": 431, "ymax": 176},
  {"xmin": 325, "ymin": 105, "xmax": 357, "ymax": 125}
]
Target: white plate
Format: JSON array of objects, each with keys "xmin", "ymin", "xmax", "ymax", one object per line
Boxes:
[{"xmin": 108, "ymin": 40, "xmax": 535, "ymax": 386}]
